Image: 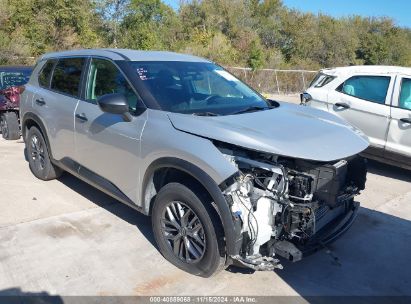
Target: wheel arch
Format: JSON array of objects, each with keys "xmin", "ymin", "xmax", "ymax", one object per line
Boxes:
[
  {"xmin": 21, "ymin": 112, "xmax": 53, "ymax": 159},
  {"xmin": 141, "ymin": 157, "xmax": 241, "ymax": 256}
]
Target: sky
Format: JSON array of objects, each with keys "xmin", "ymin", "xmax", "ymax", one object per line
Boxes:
[
  {"xmin": 282, "ymin": 0, "xmax": 411, "ymax": 28},
  {"xmin": 163, "ymin": 0, "xmax": 411, "ymax": 29}
]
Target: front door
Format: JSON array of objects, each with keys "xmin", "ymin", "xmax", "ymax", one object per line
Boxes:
[
  {"xmin": 327, "ymin": 75, "xmax": 393, "ymax": 154},
  {"xmin": 385, "ymin": 75, "xmax": 411, "ymax": 166},
  {"xmin": 74, "ymin": 57, "xmax": 147, "ymax": 204}
]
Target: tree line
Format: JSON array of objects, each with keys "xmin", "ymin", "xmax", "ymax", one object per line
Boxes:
[{"xmin": 1, "ymin": 0, "xmax": 411, "ymax": 70}]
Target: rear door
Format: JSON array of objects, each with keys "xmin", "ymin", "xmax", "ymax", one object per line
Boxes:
[
  {"xmin": 21, "ymin": 63, "xmax": 45, "ymax": 122},
  {"xmin": 74, "ymin": 57, "xmax": 147, "ymax": 204},
  {"xmin": 327, "ymin": 74, "xmax": 394, "ymax": 154},
  {"xmin": 385, "ymin": 75, "xmax": 411, "ymax": 165},
  {"xmin": 32, "ymin": 57, "xmax": 85, "ymax": 160}
]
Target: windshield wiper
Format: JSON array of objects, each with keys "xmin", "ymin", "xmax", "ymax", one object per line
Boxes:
[
  {"xmin": 231, "ymin": 106, "xmax": 270, "ymax": 115},
  {"xmin": 192, "ymin": 112, "xmax": 220, "ymax": 116}
]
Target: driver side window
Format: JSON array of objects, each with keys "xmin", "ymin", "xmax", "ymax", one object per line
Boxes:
[{"xmin": 86, "ymin": 58, "xmax": 140, "ymax": 112}]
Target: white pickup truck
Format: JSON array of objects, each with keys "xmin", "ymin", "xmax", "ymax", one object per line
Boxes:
[{"xmin": 301, "ymin": 65, "xmax": 411, "ymax": 170}]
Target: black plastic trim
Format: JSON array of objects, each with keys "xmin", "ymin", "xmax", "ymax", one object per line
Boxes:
[
  {"xmin": 21, "ymin": 112, "xmax": 52, "ymax": 154},
  {"xmin": 218, "ymin": 172, "xmax": 240, "ymax": 192},
  {"xmin": 361, "ymin": 147, "xmax": 411, "ymax": 171},
  {"xmin": 79, "ymin": 57, "xmax": 91, "ymax": 101},
  {"xmin": 383, "ymin": 149, "xmax": 411, "ymax": 167},
  {"xmin": 299, "ymin": 201, "xmax": 360, "ymax": 257},
  {"xmin": 142, "ymin": 157, "xmax": 241, "ymax": 255},
  {"xmin": 56, "ymin": 157, "xmax": 141, "ymax": 212}
]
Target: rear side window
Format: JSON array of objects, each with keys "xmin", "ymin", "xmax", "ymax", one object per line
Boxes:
[
  {"xmin": 38, "ymin": 60, "xmax": 56, "ymax": 88},
  {"xmin": 337, "ymin": 75, "xmax": 390, "ymax": 104},
  {"xmin": 51, "ymin": 58, "xmax": 85, "ymax": 97},
  {"xmin": 399, "ymin": 78, "xmax": 411, "ymax": 110}
]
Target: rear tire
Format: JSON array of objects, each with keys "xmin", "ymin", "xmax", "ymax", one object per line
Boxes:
[
  {"xmin": 1, "ymin": 112, "xmax": 20, "ymax": 140},
  {"xmin": 152, "ymin": 182, "xmax": 225, "ymax": 277},
  {"xmin": 26, "ymin": 126, "xmax": 63, "ymax": 180}
]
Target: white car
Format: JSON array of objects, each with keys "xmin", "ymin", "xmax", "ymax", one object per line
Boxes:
[{"xmin": 301, "ymin": 65, "xmax": 411, "ymax": 170}]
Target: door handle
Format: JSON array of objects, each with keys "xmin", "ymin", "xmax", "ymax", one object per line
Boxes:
[
  {"xmin": 400, "ymin": 118, "xmax": 411, "ymax": 124},
  {"xmin": 35, "ymin": 98, "xmax": 46, "ymax": 106},
  {"xmin": 335, "ymin": 102, "xmax": 350, "ymax": 109},
  {"xmin": 75, "ymin": 113, "xmax": 88, "ymax": 122}
]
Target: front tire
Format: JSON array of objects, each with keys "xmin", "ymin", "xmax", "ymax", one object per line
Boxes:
[
  {"xmin": 26, "ymin": 126, "xmax": 63, "ymax": 180},
  {"xmin": 152, "ymin": 183, "xmax": 225, "ymax": 277},
  {"xmin": 1, "ymin": 112, "xmax": 20, "ymax": 140}
]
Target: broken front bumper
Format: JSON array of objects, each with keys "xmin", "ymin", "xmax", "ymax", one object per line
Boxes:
[
  {"xmin": 299, "ymin": 200, "xmax": 360, "ymax": 256},
  {"xmin": 274, "ymin": 200, "xmax": 360, "ymax": 263},
  {"xmin": 231, "ymin": 200, "xmax": 360, "ymax": 270}
]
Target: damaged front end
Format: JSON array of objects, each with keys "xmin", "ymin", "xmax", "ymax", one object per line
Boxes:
[{"xmin": 219, "ymin": 143, "xmax": 366, "ymax": 271}]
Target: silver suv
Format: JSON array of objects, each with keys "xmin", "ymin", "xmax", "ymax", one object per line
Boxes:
[{"xmin": 21, "ymin": 49, "xmax": 369, "ymax": 277}]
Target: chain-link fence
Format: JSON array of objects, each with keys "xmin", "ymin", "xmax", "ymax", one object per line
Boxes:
[
  {"xmin": 225, "ymin": 67, "xmax": 318, "ymax": 95},
  {"xmin": 4, "ymin": 58, "xmax": 316, "ymax": 95}
]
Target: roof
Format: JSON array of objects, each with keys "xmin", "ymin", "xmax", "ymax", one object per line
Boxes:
[
  {"xmin": 321, "ymin": 65, "xmax": 411, "ymax": 76},
  {"xmin": 40, "ymin": 49, "xmax": 211, "ymax": 63}
]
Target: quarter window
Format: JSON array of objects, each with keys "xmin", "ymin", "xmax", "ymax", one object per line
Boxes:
[
  {"xmin": 399, "ymin": 78, "xmax": 411, "ymax": 110},
  {"xmin": 38, "ymin": 59, "xmax": 56, "ymax": 88},
  {"xmin": 337, "ymin": 75, "xmax": 390, "ymax": 104},
  {"xmin": 86, "ymin": 58, "xmax": 139, "ymax": 112},
  {"xmin": 51, "ymin": 58, "xmax": 85, "ymax": 97},
  {"xmin": 309, "ymin": 72, "xmax": 336, "ymax": 88}
]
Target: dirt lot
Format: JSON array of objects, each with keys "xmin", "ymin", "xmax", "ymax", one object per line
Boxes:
[{"xmin": 0, "ymin": 102, "xmax": 410, "ymax": 297}]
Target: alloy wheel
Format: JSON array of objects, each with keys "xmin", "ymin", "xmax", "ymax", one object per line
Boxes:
[
  {"xmin": 161, "ymin": 201, "xmax": 206, "ymax": 264},
  {"xmin": 30, "ymin": 135, "xmax": 46, "ymax": 171}
]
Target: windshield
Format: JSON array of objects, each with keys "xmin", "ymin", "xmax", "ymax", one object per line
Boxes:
[
  {"xmin": 0, "ymin": 69, "xmax": 32, "ymax": 90},
  {"xmin": 128, "ymin": 61, "xmax": 271, "ymax": 115}
]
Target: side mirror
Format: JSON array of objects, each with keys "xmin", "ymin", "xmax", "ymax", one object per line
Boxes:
[
  {"xmin": 97, "ymin": 93, "xmax": 132, "ymax": 122},
  {"xmin": 300, "ymin": 92, "xmax": 312, "ymax": 105},
  {"xmin": 266, "ymin": 99, "xmax": 280, "ymax": 107}
]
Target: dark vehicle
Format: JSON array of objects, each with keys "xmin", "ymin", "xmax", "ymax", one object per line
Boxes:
[{"xmin": 0, "ymin": 66, "xmax": 32, "ymax": 140}]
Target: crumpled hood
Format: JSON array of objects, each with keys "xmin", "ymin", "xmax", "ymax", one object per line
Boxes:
[{"xmin": 168, "ymin": 102, "xmax": 369, "ymax": 162}]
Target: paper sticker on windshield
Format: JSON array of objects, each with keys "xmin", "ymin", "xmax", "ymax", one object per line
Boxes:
[
  {"xmin": 215, "ymin": 70, "xmax": 239, "ymax": 82},
  {"xmin": 136, "ymin": 67, "xmax": 151, "ymax": 80}
]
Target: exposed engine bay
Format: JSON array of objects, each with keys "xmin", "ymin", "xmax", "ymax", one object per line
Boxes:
[{"xmin": 217, "ymin": 143, "xmax": 367, "ymax": 270}]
